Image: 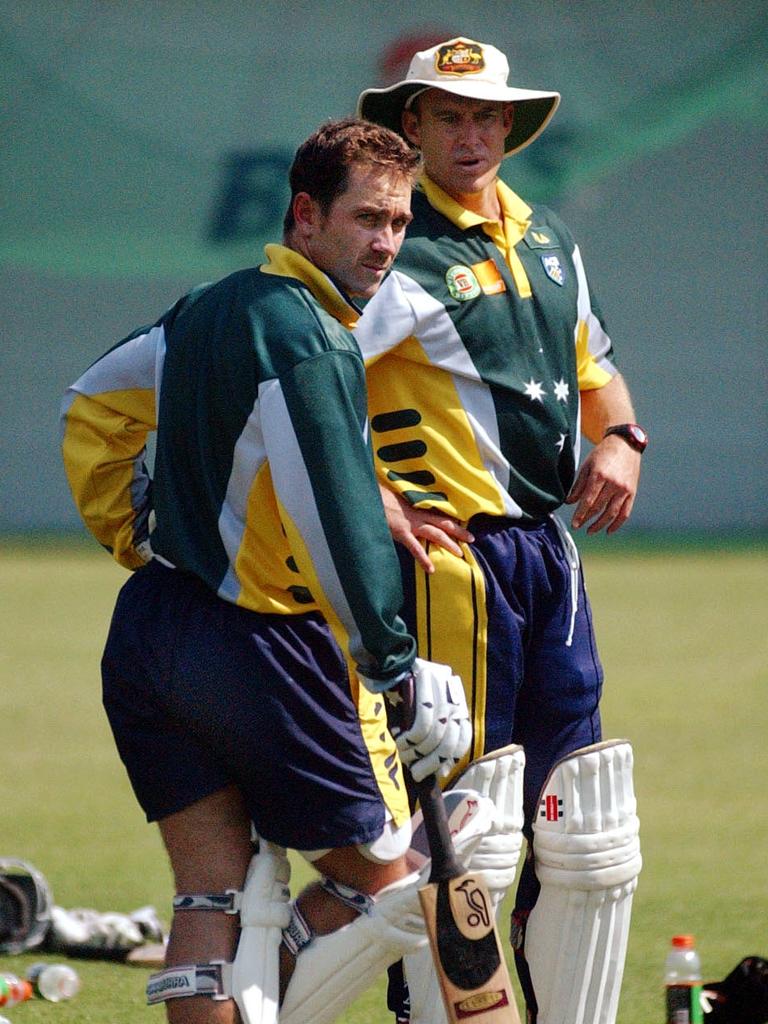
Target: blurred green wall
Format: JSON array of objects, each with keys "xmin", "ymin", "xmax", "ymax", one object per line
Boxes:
[{"xmin": 2, "ymin": 1, "xmax": 766, "ymax": 533}]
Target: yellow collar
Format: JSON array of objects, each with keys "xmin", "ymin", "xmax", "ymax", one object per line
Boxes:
[
  {"xmin": 261, "ymin": 244, "xmax": 359, "ymax": 329},
  {"xmin": 421, "ymin": 175, "xmax": 532, "ymax": 236}
]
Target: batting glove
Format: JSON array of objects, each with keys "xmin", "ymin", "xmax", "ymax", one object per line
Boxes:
[{"xmin": 382, "ymin": 658, "xmax": 471, "ymax": 782}]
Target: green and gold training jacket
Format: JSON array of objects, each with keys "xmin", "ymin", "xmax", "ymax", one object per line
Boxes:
[
  {"xmin": 60, "ymin": 245, "xmax": 414, "ymax": 686},
  {"xmin": 355, "ymin": 178, "xmax": 618, "ymax": 522}
]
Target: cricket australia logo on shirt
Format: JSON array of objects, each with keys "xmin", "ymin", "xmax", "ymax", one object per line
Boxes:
[
  {"xmin": 541, "ymin": 254, "xmax": 565, "ymax": 286},
  {"xmin": 446, "ymin": 264, "xmax": 481, "ymax": 301}
]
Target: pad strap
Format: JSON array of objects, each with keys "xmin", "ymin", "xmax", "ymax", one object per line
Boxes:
[
  {"xmin": 282, "ymin": 902, "xmax": 313, "ymax": 957},
  {"xmin": 173, "ymin": 891, "xmax": 241, "ymax": 914},
  {"xmin": 282, "ymin": 878, "xmax": 374, "ymax": 957},
  {"xmin": 146, "ymin": 961, "xmax": 232, "ymax": 1004},
  {"xmin": 319, "ymin": 877, "xmax": 374, "ymax": 915}
]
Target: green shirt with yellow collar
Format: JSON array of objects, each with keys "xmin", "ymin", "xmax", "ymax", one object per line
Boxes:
[
  {"xmin": 355, "ymin": 176, "xmax": 617, "ymax": 522},
  {"xmin": 60, "ymin": 244, "xmax": 414, "ymax": 684}
]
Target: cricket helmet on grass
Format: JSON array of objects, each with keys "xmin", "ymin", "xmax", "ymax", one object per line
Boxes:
[{"xmin": 0, "ymin": 857, "xmax": 53, "ymax": 953}]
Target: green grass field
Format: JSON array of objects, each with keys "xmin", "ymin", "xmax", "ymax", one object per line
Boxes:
[{"xmin": 1, "ymin": 538, "xmax": 766, "ymax": 1022}]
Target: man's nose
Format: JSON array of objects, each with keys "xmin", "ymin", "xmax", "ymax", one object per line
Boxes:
[
  {"xmin": 460, "ymin": 119, "xmax": 482, "ymax": 144},
  {"xmin": 371, "ymin": 225, "xmax": 397, "ymax": 255}
]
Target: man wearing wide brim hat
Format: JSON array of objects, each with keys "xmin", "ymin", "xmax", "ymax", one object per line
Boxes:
[
  {"xmin": 358, "ymin": 36, "xmax": 560, "ymax": 157},
  {"xmin": 354, "ymin": 36, "xmax": 645, "ymax": 1024}
]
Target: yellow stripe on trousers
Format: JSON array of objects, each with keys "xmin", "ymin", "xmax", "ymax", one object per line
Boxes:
[{"xmin": 414, "ymin": 543, "xmax": 489, "ymax": 779}]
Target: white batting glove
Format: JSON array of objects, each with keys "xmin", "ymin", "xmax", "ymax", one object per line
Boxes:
[{"xmin": 384, "ymin": 658, "xmax": 471, "ymax": 783}]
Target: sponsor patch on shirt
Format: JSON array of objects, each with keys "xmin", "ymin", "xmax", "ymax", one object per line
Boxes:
[
  {"xmin": 541, "ymin": 254, "xmax": 565, "ymax": 286},
  {"xmin": 446, "ymin": 264, "xmax": 481, "ymax": 301},
  {"xmin": 471, "ymin": 259, "xmax": 506, "ymax": 295}
]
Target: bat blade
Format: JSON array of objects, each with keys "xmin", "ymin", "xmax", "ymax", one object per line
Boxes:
[
  {"xmin": 419, "ymin": 871, "xmax": 520, "ymax": 1023},
  {"xmin": 412, "ymin": 774, "xmax": 521, "ymax": 1024}
]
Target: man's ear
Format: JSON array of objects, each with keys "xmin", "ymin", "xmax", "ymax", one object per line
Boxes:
[
  {"xmin": 503, "ymin": 103, "xmax": 515, "ymax": 132},
  {"xmin": 401, "ymin": 109, "xmax": 420, "ymax": 148},
  {"xmin": 292, "ymin": 192, "xmax": 317, "ymax": 235}
]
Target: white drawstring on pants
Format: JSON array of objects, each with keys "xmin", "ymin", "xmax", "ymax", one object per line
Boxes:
[{"xmin": 550, "ymin": 515, "xmax": 580, "ymax": 647}]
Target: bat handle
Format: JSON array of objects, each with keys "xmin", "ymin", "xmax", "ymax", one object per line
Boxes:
[
  {"xmin": 414, "ymin": 773, "xmax": 465, "ymax": 883},
  {"xmin": 389, "ymin": 672, "xmax": 464, "ymax": 882}
]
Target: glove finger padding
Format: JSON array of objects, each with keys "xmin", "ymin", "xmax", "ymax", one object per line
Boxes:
[
  {"xmin": 406, "ymin": 715, "xmax": 472, "ymax": 782},
  {"xmin": 387, "ymin": 659, "xmax": 470, "ymax": 782},
  {"xmin": 391, "ymin": 660, "xmax": 453, "ymax": 747}
]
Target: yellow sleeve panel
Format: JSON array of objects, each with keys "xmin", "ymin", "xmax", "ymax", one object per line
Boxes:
[
  {"xmin": 576, "ymin": 320, "xmax": 615, "ymax": 391},
  {"xmin": 61, "ymin": 390, "xmax": 156, "ymax": 570}
]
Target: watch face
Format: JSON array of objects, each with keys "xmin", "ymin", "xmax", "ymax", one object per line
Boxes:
[
  {"xmin": 606, "ymin": 423, "xmax": 648, "ymax": 451},
  {"xmin": 628, "ymin": 425, "xmax": 648, "ymax": 446}
]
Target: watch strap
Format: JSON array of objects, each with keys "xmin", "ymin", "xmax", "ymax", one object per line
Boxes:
[{"xmin": 603, "ymin": 423, "xmax": 648, "ymax": 453}]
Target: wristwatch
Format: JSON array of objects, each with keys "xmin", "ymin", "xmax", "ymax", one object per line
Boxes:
[{"xmin": 603, "ymin": 423, "xmax": 648, "ymax": 453}]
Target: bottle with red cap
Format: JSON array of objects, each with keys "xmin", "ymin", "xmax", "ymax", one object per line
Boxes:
[
  {"xmin": 665, "ymin": 934, "xmax": 704, "ymax": 1023},
  {"xmin": 0, "ymin": 972, "xmax": 33, "ymax": 1008}
]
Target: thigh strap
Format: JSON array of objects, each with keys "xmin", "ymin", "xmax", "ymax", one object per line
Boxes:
[{"xmin": 173, "ymin": 891, "xmax": 241, "ymax": 913}]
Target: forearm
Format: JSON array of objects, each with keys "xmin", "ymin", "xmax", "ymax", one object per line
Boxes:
[{"xmin": 579, "ymin": 373, "xmax": 636, "ymax": 444}]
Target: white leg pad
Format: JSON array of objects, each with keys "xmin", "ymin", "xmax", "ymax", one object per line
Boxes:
[
  {"xmin": 525, "ymin": 740, "xmax": 642, "ymax": 1024},
  {"xmin": 451, "ymin": 743, "xmax": 526, "ymax": 908},
  {"xmin": 404, "ymin": 744, "xmax": 526, "ymax": 1024},
  {"xmin": 279, "ymin": 870, "xmax": 427, "ymax": 1024},
  {"xmin": 281, "ymin": 790, "xmax": 497, "ymax": 1024},
  {"xmin": 231, "ymin": 842, "xmax": 292, "ymax": 1024}
]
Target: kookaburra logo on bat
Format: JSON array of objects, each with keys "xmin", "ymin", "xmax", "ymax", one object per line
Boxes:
[{"xmin": 455, "ymin": 878, "xmax": 491, "ymax": 928}]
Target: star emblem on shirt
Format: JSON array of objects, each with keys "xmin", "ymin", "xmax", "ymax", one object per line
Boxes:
[
  {"xmin": 553, "ymin": 378, "xmax": 570, "ymax": 402},
  {"xmin": 556, "ymin": 432, "xmax": 568, "ymax": 452},
  {"xmin": 524, "ymin": 379, "xmax": 546, "ymax": 402}
]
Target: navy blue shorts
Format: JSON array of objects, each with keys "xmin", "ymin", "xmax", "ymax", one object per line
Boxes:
[
  {"xmin": 101, "ymin": 560, "xmax": 405, "ymax": 850},
  {"xmin": 395, "ymin": 514, "xmax": 603, "ymax": 829}
]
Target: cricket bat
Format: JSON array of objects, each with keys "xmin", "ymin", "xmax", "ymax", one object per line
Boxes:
[{"xmin": 412, "ymin": 770, "xmax": 522, "ymax": 1024}]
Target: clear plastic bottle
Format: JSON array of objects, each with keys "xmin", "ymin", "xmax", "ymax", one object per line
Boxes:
[
  {"xmin": 0, "ymin": 972, "xmax": 33, "ymax": 1008},
  {"xmin": 26, "ymin": 962, "xmax": 82, "ymax": 1002},
  {"xmin": 665, "ymin": 934, "xmax": 703, "ymax": 1024}
]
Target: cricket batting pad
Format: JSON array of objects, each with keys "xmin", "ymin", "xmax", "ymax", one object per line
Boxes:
[
  {"xmin": 279, "ymin": 869, "xmax": 427, "ymax": 1024},
  {"xmin": 404, "ymin": 745, "xmax": 526, "ymax": 1024},
  {"xmin": 281, "ymin": 791, "xmax": 496, "ymax": 1024},
  {"xmin": 231, "ymin": 842, "xmax": 291, "ymax": 1024},
  {"xmin": 524, "ymin": 739, "xmax": 642, "ymax": 1024}
]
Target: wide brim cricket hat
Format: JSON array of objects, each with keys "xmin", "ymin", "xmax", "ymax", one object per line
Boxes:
[{"xmin": 357, "ymin": 37, "xmax": 560, "ymax": 157}]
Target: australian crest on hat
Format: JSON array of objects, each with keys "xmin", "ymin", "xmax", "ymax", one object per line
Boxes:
[{"xmin": 357, "ymin": 37, "xmax": 560, "ymax": 157}]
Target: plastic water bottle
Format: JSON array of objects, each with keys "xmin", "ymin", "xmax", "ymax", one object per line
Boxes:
[
  {"xmin": 26, "ymin": 962, "xmax": 81, "ymax": 1001},
  {"xmin": 665, "ymin": 934, "xmax": 703, "ymax": 1024},
  {"xmin": 0, "ymin": 972, "xmax": 33, "ymax": 1007}
]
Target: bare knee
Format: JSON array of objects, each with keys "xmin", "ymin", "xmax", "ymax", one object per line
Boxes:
[{"xmin": 278, "ymin": 846, "xmax": 411, "ymax": 1000}]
